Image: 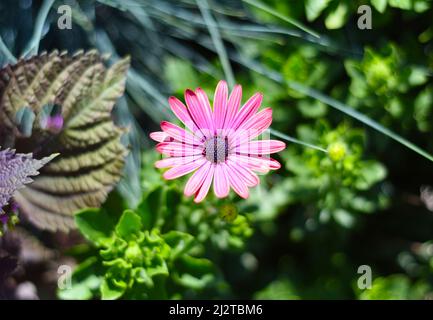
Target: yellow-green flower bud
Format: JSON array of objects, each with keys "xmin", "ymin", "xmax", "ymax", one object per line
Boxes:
[
  {"xmin": 219, "ymin": 204, "xmax": 238, "ymax": 222},
  {"xmin": 125, "ymin": 242, "xmax": 142, "ymax": 265},
  {"xmin": 328, "ymin": 142, "xmax": 347, "ymax": 162}
]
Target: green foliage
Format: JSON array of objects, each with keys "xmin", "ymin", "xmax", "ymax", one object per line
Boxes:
[
  {"xmin": 262, "ymin": 0, "xmax": 431, "ymax": 30},
  {"xmin": 59, "ymin": 205, "xmax": 214, "ymax": 300},
  {"xmin": 371, "ymin": 0, "xmax": 431, "ymax": 12},
  {"xmin": 283, "ymin": 121, "xmax": 388, "ymax": 227},
  {"xmin": 175, "ymin": 204, "xmax": 254, "ymax": 250},
  {"xmin": 59, "ymin": 152, "xmax": 256, "ymax": 299},
  {"xmin": 164, "ymin": 58, "xmax": 200, "ymax": 95},
  {"xmin": 357, "ymin": 275, "xmax": 429, "ymax": 299},
  {"xmin": 254, "ymin": 278, "xmax": 300, "ymax": 299},
  {"xmin": 283, "ymin": 46, "xmax": 330, "ymax": 101},
  {"xmin": 139, "ymin": 152, "xmax": 255, "ymax": 251},
  {"xmin": 3, "ymin": 0, "xmax": 433, "ymax": 301},
  {"xmin": 346, "ymin": 44, "xmax": 428, "ymax": 129}
]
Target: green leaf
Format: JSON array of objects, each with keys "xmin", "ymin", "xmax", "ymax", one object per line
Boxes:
[
  {"xmin": 371, "ymin": 0, "xmax": 388, "ymax": 12},
  {"xmin": 254, "ymin": 278, "xmax": 300, "ymax": 299},
  {"xmin": 305, "ymin": 0, "xmax": 330, "ymax": 21},
  {"xmin": 413, "ymin": 0, "xmax": 430, "ymax": 12},
  {"xmin": 350, "ymin": 196, "xmax": 376, "ymax": 213},
  {"xmin": 174, "ymin": 273, "xmax": 214, "ymax": 290},
  {"xmin": 58, "ymin": 272, "xmax": 101, "ymax": 300},
  {"xmin": 132, "ymin": 267, "xmax": 153, "ymax": 287},
  {"xmin": 408, "ymin": 67, "xmax": 428, "ymax": 86},
  {"xmin": 164, "ymin": 58, "xmax": 199, "ymax": 94},
  {"xmin": 356, "ymin": 161, "xmax": 387, "ymax": 190},
  {"xmin": 57, "ymin": 257, "xmax": 102, "ymax": 300},
  {"xmin": 136, "ymin": 186, "xmax": 163, "ymax": 230},
  {"xmin": 414, "ymin": 87, "xmax": 433, "ymax": 131},
  {"xmin": 389, "ymin": 0, "xmax": 412, "ymax": 10},
  {"xmin": 58, "ymin": 282, "xmax": 94, "ymax": 300},
  {"xmin": 75, "ymin": 208, "xmax": 117, "ymax": 246},
  {"xmin": 173, "ymin": 255, "xmax": 215, "ymax": 290},
  {"xmin": 136, "ymin": 184, "xmax": 182, "ymax": 230},
  {"xmin": 333, "ymin": 209, "xmax": 355, "ymax": 228},
  {"xmin": 115, "ymin": 210, "xmax": 143, "ymax": 239},
  {"xmin": 146, "ymin": 258, "xmax": 169, "ymax": 278},
  {"xmin": 298, "ymin": 100, "xmax": 327, "ymax": 118},
  {"xmin": 162, "ymin": 231, "xmax": 195, "ymax": 260},
  {"xmin": 359, "ymin": 275, "xmax": 414, "ymax": 299},
  {"xmin": 159, "ymin": 186, "xmax": 182, "ymax": 227},
  {"xmin": 325, "ymin": 3, "xmax": 348, "ymax": 29}
]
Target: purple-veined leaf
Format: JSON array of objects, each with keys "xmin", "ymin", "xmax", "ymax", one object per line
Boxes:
[
  {"xmin": 0, "ymin": 148, "xmax": 56, "ymax": 214},
  {"xmin": 0, "ymin": 51, "xmax": 130, "ymax": 231}
]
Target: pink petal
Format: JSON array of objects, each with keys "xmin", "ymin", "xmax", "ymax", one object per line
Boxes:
[
  {"xmin": 234, "ymin": 140, "xmax": 286, "ymax": 155},
  {"xmin": 213, "ymin": 80, "xmax": 228, "ymax": 129},
  {"xmin": 150, "ymin": 131, "xmax": 172, "ymax": 142},
  {"xmin": 194, "ymin": 164, "xmax": 215, "ymax": 203},
  {"xmin": 223, "ymin": 84, "xmax": 242, "ymax": 129},
  {"xmin": 238, "ymin": 107, "xmax": 272, "ymax": 132},
  {"xmin": 168, "ymin": 97, "xmax": 205, "ymax": 139},
  {"xmin": 161, "ymin": 121, "xmax": 200, "ymax": 145},
  {"xmin": 163, "ymin": 158, "xmax": 206, "ymax": 180},
  {"xmin": 229, "ymin": 93, "xmax": 263, "ymax": 130},
  {"xmin": 156, "ymin": 142, "xmax": 203, "ymax": 157},
  {"xmin": 229, "ymin": 154, "xmax": 281, "ymax": 173},
  {"xmin": 225, "ymin": 164, "xmax": 249, "ymax": 199},
  {"xmin": 185, "ymin": 89, "xmax": 213, "ymax": 135},
  {"xmin": 184, "ymin": 161, "xmax": 211, "ymax": 196},
  {"xmin": 155, "ymin": 155, "xmax": 203, "ymax": 168},
  {"xmin": 230, "ymin": 108, "xmax": 273, "ymax": 146},
  {"xmin": 226, "ymin": 160, "xmax": 259, "ymax": 187},
  {"xmin": 213, "ymin": 164, "xmax": 230, "ymax": 198},
  {"xmin": 195, "ymin": 88, "xmax": 215, "ymax": 133}
]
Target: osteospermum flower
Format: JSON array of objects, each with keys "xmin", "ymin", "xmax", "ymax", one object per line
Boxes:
[{"xmin": 150, "ymin": 81, "xmax": 286, "ymax": 202}]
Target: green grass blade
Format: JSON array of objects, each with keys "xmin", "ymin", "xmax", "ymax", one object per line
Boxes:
[
  {"xmin": 0, "ymin": 35, "xmax": 17, "ymax": 64},
  {"xmin": 22, "ymin": 0, "xmax": 55, "ymax": 57},
  {"xmin": 286, "ymin": 80, "xmax": 433, "ymax": 163},
  {"xmin": 197, "ymin": 0, "xmax": 236, "ymax": 88},
  {"xmin": 95, "ymin": 30, "xmax": 170, "ymax": 122},
  {"xmin": 242, "ymin": 0, "xmax": 320, "ymax": 39},
  {"xmin": 269, "ymin": 128, "xmax": 328, "ymax": 153}
]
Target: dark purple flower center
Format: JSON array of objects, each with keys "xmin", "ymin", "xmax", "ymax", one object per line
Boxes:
[{"xmin": 204, "ymin": 136, "xmax": 229, "ymax": 163}]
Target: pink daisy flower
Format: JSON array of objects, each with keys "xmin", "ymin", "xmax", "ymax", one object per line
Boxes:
[{"xmin": 150, "ymin": 80, "xmax": 286, "ymax": 203}]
